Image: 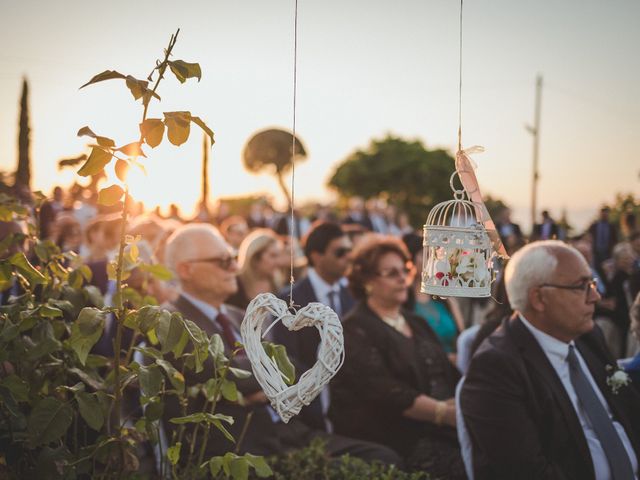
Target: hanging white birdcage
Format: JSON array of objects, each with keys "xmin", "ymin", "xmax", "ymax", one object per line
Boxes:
[{"xmin": 421, "ymin": 172, "xmax": 494, "ymax": 298}]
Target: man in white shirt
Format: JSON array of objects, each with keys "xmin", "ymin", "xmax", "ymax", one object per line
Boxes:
[{"xmin": 460, "ymin": 240, "xmax": 640, "ymax": 479}]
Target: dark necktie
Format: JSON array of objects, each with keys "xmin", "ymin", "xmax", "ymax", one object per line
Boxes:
[
  {"xmin": 327, "ymin": 289, "xmax": 340, "ymax": 317},
  {"xmin": 216, "ymin": 312, "xmax": 244, "ymax": 356},
  {"xmin": 566, "ymin": 345, "xmax": 634, "ymax": 479}
]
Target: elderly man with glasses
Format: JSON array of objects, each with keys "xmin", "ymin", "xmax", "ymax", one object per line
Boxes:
[
  {"xmin": 460, "ymin": 240, "xmax": 640, "ymax": 480},
  {"xmin": 161, "ymin": 223, "xmax": 400, "ymax": 465}
]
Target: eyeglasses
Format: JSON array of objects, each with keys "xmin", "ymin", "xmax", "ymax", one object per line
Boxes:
[
  {"xmin": 539, "ymin": 278, "xmax": 598, "ymax": 298},
  {"xmin": 187, "ymin": 254, "xmax": 238, "ymax": 270},
  {"xmin": 376, "ymin": 263, "xmax": 415, "ymax": 279},
  {"xmin": 332, "ymin": 247, "xmax": 352, "ymax": 259}
]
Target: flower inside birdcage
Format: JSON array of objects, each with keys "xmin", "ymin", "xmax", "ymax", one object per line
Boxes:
[{"xmin": 432, "ymin": 247, "xmax": 490, "ymax": 288}]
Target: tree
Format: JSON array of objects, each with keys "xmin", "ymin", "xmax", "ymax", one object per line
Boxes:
[
  {"xmin": 242, "ymin": 128, "xmax": 306, "ymax": 208},
  {"xmin": 328, "ymin": 134, "xmax": 456, "ymax": 227},
  {"xmin": 15, "ymin": 77, "xmax": 31, "ymax": 189}
]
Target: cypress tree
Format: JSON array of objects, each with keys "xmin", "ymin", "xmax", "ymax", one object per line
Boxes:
[{"xmin": 15, "ymin": 77, "xmax": 31, "ymax": 189}]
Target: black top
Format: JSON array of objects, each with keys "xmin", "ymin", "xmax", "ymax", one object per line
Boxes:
[{"xmin": 329, "ymin": 301, "xmax": 460, "ymax": 457}]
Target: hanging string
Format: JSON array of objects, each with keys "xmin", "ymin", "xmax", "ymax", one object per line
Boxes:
[
  {"xmin": 457, "ymin": 0, "xmax": 464, "ymax": 153},
  {"xmin": 288, "ymin": 0, "xmax": 299, "ymax": 309}
]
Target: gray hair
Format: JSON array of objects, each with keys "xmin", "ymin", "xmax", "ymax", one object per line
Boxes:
[
  {"xmin": 164, "ymin": 223, "xmax": 222, "ymax": 276},
  {"xmin": 505, "ymin": 240, "xmax": 582, "ymax": 312}
]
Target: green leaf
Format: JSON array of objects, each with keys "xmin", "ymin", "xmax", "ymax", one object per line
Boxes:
[
  {"xmin": 139, "ymin": 365, "xmax": 163, "ymax": 397},
  {"xmin": 262, "ymin": 342, "xmax": 295, "ymax": 385},
  {"xmin": 156, "ymin": 311, "xmax": 183, "ymax": 353},
  {"xmin": 33, "ymin": 242, "xmax": 50, "ymax": 263},
  {"xmin": 0, "ymin": 375, "xmax": 29, "ymax": 402},
  {"xmin": 145, "ymin": 398, "xmax": 164, "ymax": 421},
  {"xmin": 244, "ymin": 454, "xmax": 273, "ymax": 478},
  {"xmin": 97, "ymin": 184, "xmax": 124, "ymax": 206},
  {"xmin": 169, "ymin": 412, "xmax": 208, "ymax": 425},
  {"xmin": 221, "ymin": 379, "xmax": 238, "ymax": 402},
  {"xmin": 83, "ymin": 285, "xmax": 105, "ymax": 308},
  {"xmin": 136, "ymin": 305, "xmax": 166, "ymax": 333},
  {"xmin": 163, "ymin": 111, "xmax": 191, "ymax": 146},
  {"xmin": 167, "ymin": 442, "xmax": 181, "ymax": 466},
  {"xmin": 181, "ymin": 317, "xmax": 209, "ymax": 373},
  {"xmin": 156, "ymin": 359, "xmax": 185, "ymax": 394},
  {"xmin": 69, "ymin": 308, "xmax": 106, "ymax": 365},
  {"xmin": 9, "ymin": 252, "xmax": 46, "ymax": 285},
  {"xmin": 139, "ymin": 263, "xmax": 173, "ymax": 281},
  {"xmin": 209, "ymin": 457, "xmax": 224, "ymax": 476},
  {"xmin": 0, "ymin": 262, "xmax": 12, "ymax": 290},
  {"xmin": 27, "ymin": 397, "xmax": 73, "ymax": 447},
  {"xmin": 228, "ymin": 367, "xmax": 252, "ymax": 380},
  {"xmin": 125, "ymin": 75, "xmax": 161, "ymax": 102},
  {"xmin": 168, "ymin": 60, "xmax": 202, "ymax": 83},
  {"xmin": 191, "ymin": 116, "xmax": 215, "ymax": 145},
  {"xmin": 208, "ymin": 333, "xmax": 226, "ymax": 364},
  {"xmin": 39, "ymin": 305, "xmax": 63, "ymax": 318},
  {"xmin": 211, "ymin": 418, "xmax": 235, "ymax": 443},
  {"xmin": 78, "ymin": 146, "xmax": 112, "ymax": 177},
  {"xmin": 75, "ymin": 391, "xmax": 103, "ymax": 431},
  {"xmin": 229, "ymin": 457, "xmax": 249, "ymax": 480},
  {"xmin": 139, "ymin": 118, "xmax": 165, "ymax": 148},
  {"xmin": 80, "ymin": 70, "xmax": 126, "ymax": 89}
]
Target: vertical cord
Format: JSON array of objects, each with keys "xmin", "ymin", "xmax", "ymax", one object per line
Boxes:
[
  {"xmin": 457, "ymin": 0, "xmax": 464, "ymax": 153},
  {"xmin": 288, "ymin": 0, "xmax": 299, "ymax": 308}
]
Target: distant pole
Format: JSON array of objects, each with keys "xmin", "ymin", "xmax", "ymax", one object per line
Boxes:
[
  {"xmin": 526, "ymin": 75, "xmax": 543, "ymax": 231},
  {"xmin": 201, "ymin": 132, "xmax": 210, "ymax": 216}
]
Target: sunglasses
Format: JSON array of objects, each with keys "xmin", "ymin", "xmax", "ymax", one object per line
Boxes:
[
  {"xmin": 187, "ymin": 254, "xmax": 238, "ymax": 270},
  {"xmin": 376, "ymin": 263, "xmax": 415, "ymax": 279},
  {"xmin": 332, "ymin": 247, "xmax": 352, "ymax": 259}
]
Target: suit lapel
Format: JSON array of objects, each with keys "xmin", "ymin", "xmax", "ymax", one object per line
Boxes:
[
  {"xmin": 509, "ymin": 318, "xmax": 593, "ymax": 465},
  {"xmin": 174, "ymin": 295, "xmax": 217, "ymax": 337}
]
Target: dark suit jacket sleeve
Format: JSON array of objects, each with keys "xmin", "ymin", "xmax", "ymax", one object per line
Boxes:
[{"xmin": 461, "ymin": 347, "xmax": 569, "ymax": 480}]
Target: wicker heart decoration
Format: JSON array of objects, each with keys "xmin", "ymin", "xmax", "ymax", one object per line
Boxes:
[{"xmin": 240, "ymin": 292, "xmax": 345, "ymax": 423}]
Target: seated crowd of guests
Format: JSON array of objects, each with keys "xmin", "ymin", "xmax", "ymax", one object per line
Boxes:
[{"xmin": 2, "ymin": 186, "xmax": 640, "ymax": 478}]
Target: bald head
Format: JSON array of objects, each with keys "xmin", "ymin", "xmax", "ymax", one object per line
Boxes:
[{"xmin": 164, "ymin": 223, "xmax": 238, "ymax": 307}]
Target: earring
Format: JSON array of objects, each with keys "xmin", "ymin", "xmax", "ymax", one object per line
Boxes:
[{"xmin": 365, "ymin": 284, "xmax": 373, "ymax": 295}]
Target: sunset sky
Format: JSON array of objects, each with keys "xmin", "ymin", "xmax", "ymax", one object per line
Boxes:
[{"xmin": 0, "ymin": 0, "xmax": 638, "ymax": 231}]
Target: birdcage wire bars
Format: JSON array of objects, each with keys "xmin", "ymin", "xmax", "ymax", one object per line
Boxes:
[{"xmin": 421, "ymin": 172, "xmax": 494, "ymax": 298}]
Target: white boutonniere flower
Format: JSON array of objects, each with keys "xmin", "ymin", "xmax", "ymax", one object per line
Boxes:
[{"xmin": 606, "ymin": 365, "xmax": 631, "ymax": 395}]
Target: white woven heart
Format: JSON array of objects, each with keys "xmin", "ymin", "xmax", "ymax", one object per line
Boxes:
[{"xmin": 240, "ymin": 292, "xmax": 344, "ymax": 423}]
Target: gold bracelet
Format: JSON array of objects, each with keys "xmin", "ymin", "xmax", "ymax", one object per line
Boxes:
[{"xmin": 434, "ymin": 401, "xmax": 447, "ymax": 426}]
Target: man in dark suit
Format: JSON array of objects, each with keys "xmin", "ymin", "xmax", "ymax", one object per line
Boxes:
[
  {"xmin": 460, "ymin": 240, "xmax": 640, "ymax": 479},
  {"xmin": 162, "ymin": 223, "xmax": 400, "ymax": 464},
  {"xmin": 532, "ymin": 210, "xmax": 559, "ymax": 241},
  {"xmin": 274, "ymin": 222, "xmax": 355, "ymax": 431},
  {"xmin": 588, "ymin": 206, "xmax": 618, "ymax": 273}
]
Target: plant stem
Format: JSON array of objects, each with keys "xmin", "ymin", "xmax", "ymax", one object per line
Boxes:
[
  {"xmin": 234, "ymin": 410, "xmax": 254, "ymax": 455},
  {"xmin": 111, "ymin": 187, "xmax": 131, "ymax": 478}
]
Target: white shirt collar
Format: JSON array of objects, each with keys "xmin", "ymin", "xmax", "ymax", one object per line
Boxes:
[
  {"xmin": 307, "ymin": 267, "xmax": 341, "ymax": 299},
  {"xmin": 180, "ymin": 291, "xmax": 226, "ymax": 321},
  {"xmin": 519, "ymin": 313, "xmax": 574, "ymax": 364}
]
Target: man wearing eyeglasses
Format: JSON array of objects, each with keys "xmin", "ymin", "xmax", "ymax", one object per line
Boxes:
[
  {"xmin": 161, "ymin": 223, "xmax": 400, "ymax": 465},
  {"xmin": 460, "ymin": 240, "xmax": 640, "ymax": 480}
]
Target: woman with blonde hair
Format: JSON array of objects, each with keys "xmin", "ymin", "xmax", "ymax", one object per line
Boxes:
[{"xmin": 227, "ymin": 228, "xmax": 284, "ymax": 309}]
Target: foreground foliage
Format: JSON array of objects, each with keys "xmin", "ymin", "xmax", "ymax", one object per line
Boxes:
[{"xmin": 0, "ymin": 31, "xmax": 270, "ymax": 479}]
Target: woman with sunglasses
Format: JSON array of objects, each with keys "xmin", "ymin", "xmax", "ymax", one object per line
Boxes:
[
  {"xmin": 329, "ymin": 235, "xmax": 465, "ymax": 477},
  {"xmin": 227, "ymin": 228, "xmax": 284, "ymax": 310}
]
